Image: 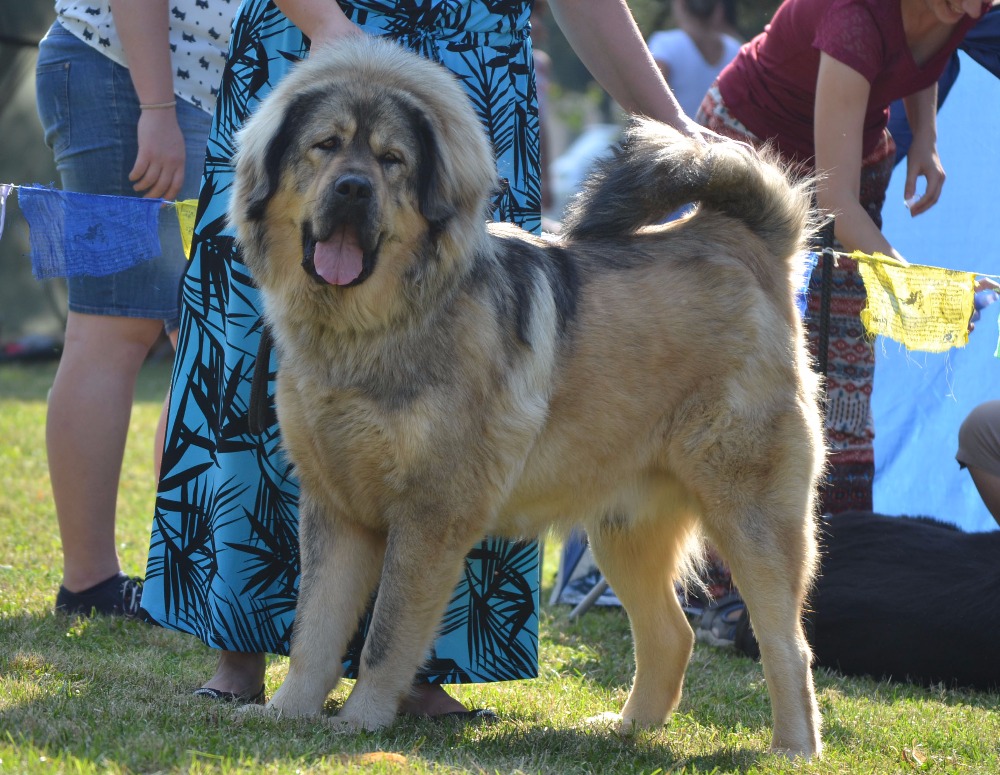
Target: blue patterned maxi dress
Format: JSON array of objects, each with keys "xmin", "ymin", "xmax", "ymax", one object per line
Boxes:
[{"xmin": 142, "ymin": 0, "xmax": 540, "ymax": 684}]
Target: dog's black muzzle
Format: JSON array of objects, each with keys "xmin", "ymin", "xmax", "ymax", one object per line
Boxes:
[{"xmin": 301, "ymin": 173, "xmax": 380, "ymax": 286}]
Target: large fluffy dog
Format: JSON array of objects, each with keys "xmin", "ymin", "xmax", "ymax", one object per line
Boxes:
[{"xmin": 230, "ymin": 37, "xmax": 825, "ymax": 757}]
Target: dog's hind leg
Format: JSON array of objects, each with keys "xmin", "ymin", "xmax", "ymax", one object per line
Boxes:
[
  {"xmin": 701, "ymin": 493, "xmax": 821, "ymax": 758},
  {"xmin": 587, "ymin": 502, "xmax": 698, "ymax": 731},
  {"xmin": 268, "ymin": 496, "xmax": 385, "ymax": 718}
]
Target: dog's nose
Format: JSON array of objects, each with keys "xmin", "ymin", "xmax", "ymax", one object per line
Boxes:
[{"xmin": 334, "ymin": 174, "xmax": 372, "ymax": 202}]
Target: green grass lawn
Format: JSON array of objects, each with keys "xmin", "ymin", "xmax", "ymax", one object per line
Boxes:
[{"xmin": 1, "ymin": 360, "xmax": 998, "ymax": 774}]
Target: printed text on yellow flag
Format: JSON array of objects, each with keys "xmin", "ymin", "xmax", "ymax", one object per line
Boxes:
[{"xmin": 855, "ymin": 251, "xmax": 976, "ymax": 353}]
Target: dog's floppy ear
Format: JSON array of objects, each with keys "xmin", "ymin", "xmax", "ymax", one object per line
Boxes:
[
  {"xmin": 406, "ymin": 95, "xmax": 496, "ymax": 235},
  {"xmin": 235, "ymin": 92, "xmax": 322, "ymax": 222},
  {"xmin": 412, "ymin": 106, "xmax": 455, "ymax": 233}
]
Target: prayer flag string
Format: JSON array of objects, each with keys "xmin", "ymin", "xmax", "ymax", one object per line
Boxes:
[
  {"xmin": 0, "ymin": 183, "xmax": 197, "ymax": 280},
  {"xmin": 1, "ymin": 183, "xmax": 998, "ymax": 356}
]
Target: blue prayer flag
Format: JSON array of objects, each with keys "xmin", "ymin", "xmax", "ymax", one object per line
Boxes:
[
  {"xmin": 18, "ymin": 185, "xmax": 163, "ymax": 279},
  {"xmin": 796, "ymin": 251, "xmax": 819, "ymax": 318}
]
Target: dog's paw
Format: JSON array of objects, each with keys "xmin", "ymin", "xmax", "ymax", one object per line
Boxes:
[
  {"xmin": 239, "ymin": 699, "xmax": 321, "ymax": 719},
  {"xmin": 583, "ymin": 711, "xmax": 623, "ymax": 729},
  {"xmin": 326, "ymin": 715, "xmax": 368, "ymax": 734},
  {"xmin": 583, "ymin": 711, "xmax": 641, "ymax": 737},
  {"xmin": 334, "ymin": 692, "xmax": 399, "ymax": 732},
  {"xmin": 236, "ymin": 703, "xmax": 272, "ymax": 717},
  {"xmin": 769, "ymin": 744, "xmax": 821, "ymax": 761},
  {"xmin": 327, "ymin": 708, "xmax": 399, "ymax": 733}
]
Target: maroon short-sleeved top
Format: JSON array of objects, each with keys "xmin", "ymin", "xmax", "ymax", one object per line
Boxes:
[{"xmin": 717, "ymin": 0, "xmax": 986, "ymax": 164}]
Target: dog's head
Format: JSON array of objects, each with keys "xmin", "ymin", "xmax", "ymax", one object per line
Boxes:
[{"xmin": 230, "ymin": 37, "xmax": 498, "ymax": 328}]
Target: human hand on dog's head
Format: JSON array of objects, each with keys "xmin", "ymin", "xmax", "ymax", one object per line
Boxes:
[
  {"xmin": 697, "ymin": 125, "xmax": 758, "ymax": 156},
  {"xmin": 693, "ymin": 123, "xmax": 727, "ymax": 146}
]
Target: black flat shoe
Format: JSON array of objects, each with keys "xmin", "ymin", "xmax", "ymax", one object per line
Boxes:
[{"xmin": 193, "ymin": 685, "xmax": 266, "ymax": 705}]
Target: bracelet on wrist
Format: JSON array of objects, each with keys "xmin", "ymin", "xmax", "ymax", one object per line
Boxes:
[{"xmin": 140, "ymin": 100, "xmax": 177, "ymax": 111}]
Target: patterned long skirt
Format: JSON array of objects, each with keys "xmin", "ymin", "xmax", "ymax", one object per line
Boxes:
[
  {"xmin": 142, "ymin": 0, "xmax": 540, "ymax": 684},
  {"xmin": 698, "ymin": 84, "xmax": 897, "ymax": 517}
]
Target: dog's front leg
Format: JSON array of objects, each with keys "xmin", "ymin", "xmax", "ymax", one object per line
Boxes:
[
  {"xmin": 335, "ymin": 521, "xmax": 472, "ymax": 731},
  {"xmin": 268, "ymin": 494, "xmax": 385, "ymax": 717}
]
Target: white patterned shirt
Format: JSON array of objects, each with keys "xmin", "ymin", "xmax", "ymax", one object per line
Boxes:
[{"xmin": 54, "ymin": 0, "xmax": 235, "ymax": 114}]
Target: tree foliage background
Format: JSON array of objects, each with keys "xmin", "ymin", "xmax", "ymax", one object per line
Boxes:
[{"xmin": 0, "ymin": 2, "xmax": 62, "ymax": 345}]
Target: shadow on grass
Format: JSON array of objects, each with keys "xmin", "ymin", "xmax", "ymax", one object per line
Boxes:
[
  {"xmin": 208, "ymin": 702, "xmax": 772, "ymax": 774},
  {"xmin": 446, "ymin": 725, "xmax": 767, "ymax": 774},
  {"xmin": 0, "ymin": 609, "xmax": 777, "ymax": 774},
  {"xmin": 8, "ymin": 605, "xmax": 998, "ymax": 773},
  {"xmin": 811, "ymin": 662, "xmax": 1000, "ymax": 709},
  {"xmin": 540, "ymin": 602, "xmax": 1000, "ymax": 770}
]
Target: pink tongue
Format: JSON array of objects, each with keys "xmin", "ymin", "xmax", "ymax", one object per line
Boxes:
[{"xmin": 313, "ymin": 226, "xmax": 363, "ymax": 285}]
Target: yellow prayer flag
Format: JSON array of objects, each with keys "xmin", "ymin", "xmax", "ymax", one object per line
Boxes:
[
  {"xmin": 175, "ymin": 199, "xmax": 198, "ymax": 259},
  {"xmin": 855, "ymin": 251, "xmax": 976, "ymax": 353}
]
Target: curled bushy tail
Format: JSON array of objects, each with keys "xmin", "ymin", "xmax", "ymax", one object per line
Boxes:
[{"xmin": 561, "ymin": 117, "xmax": 815, "ymax": 261}]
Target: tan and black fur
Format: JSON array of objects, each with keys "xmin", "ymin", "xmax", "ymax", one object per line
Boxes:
[{"xmin": 230, "ymin": 36, "xmax": 825, "ymax": 758}]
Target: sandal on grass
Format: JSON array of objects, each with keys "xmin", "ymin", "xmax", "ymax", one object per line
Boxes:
[
  {"xmin": 430, "ymin": 707, "xmax": 499, "ymax": 724},
  {"xmin": 401, "ymin": 706, "xmax": 500, "ymax": 724},
  {"xmin": 193, "ymin": 685, "xmax": 266, "ymax": 705}
]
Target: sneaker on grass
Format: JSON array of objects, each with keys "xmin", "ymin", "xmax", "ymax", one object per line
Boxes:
[{"xmin": 55, "ymin": 572, "xmax": 143, "ymax": 618}]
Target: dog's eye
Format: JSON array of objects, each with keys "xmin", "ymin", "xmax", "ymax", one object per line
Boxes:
[
  {"xmin": 314, "ymin": 136, "xmax": 342, "ymax": 152},
  {"xmin": 380, "ymin": 151, "xmax": 403, "ymax": 166}
]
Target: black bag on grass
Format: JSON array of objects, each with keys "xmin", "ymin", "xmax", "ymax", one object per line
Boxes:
[{"xmin": 736, "ymin": 510, "xmax": 1000, "ymax": 691}]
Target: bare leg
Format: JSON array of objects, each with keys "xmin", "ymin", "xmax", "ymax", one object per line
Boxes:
[
  {"xmin": 153, "ymin": 329, "xmax": 178, "ymax": 480},
  {"xmin": 967, "ymin": 465, "xmax": 1000, "ymax": 527},
  {"xmin": 201, "ymin": 650, "xmax": 267, "ymax": 697},
  {"xmin": 958, "ymin": 402, "xmax": 1000, "ymax": 526},
  {"xmin": 47, "ymin": 311, "xmax": 163, "ymax": 592},
  {"xmin": 399, "ymin": 684, "xmax": 468, "ymax": 716}
]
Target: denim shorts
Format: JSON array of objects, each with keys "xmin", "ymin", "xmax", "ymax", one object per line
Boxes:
[{"xmin": 35, "ymin": 22, "xmax": 213, "ymax": 332}]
